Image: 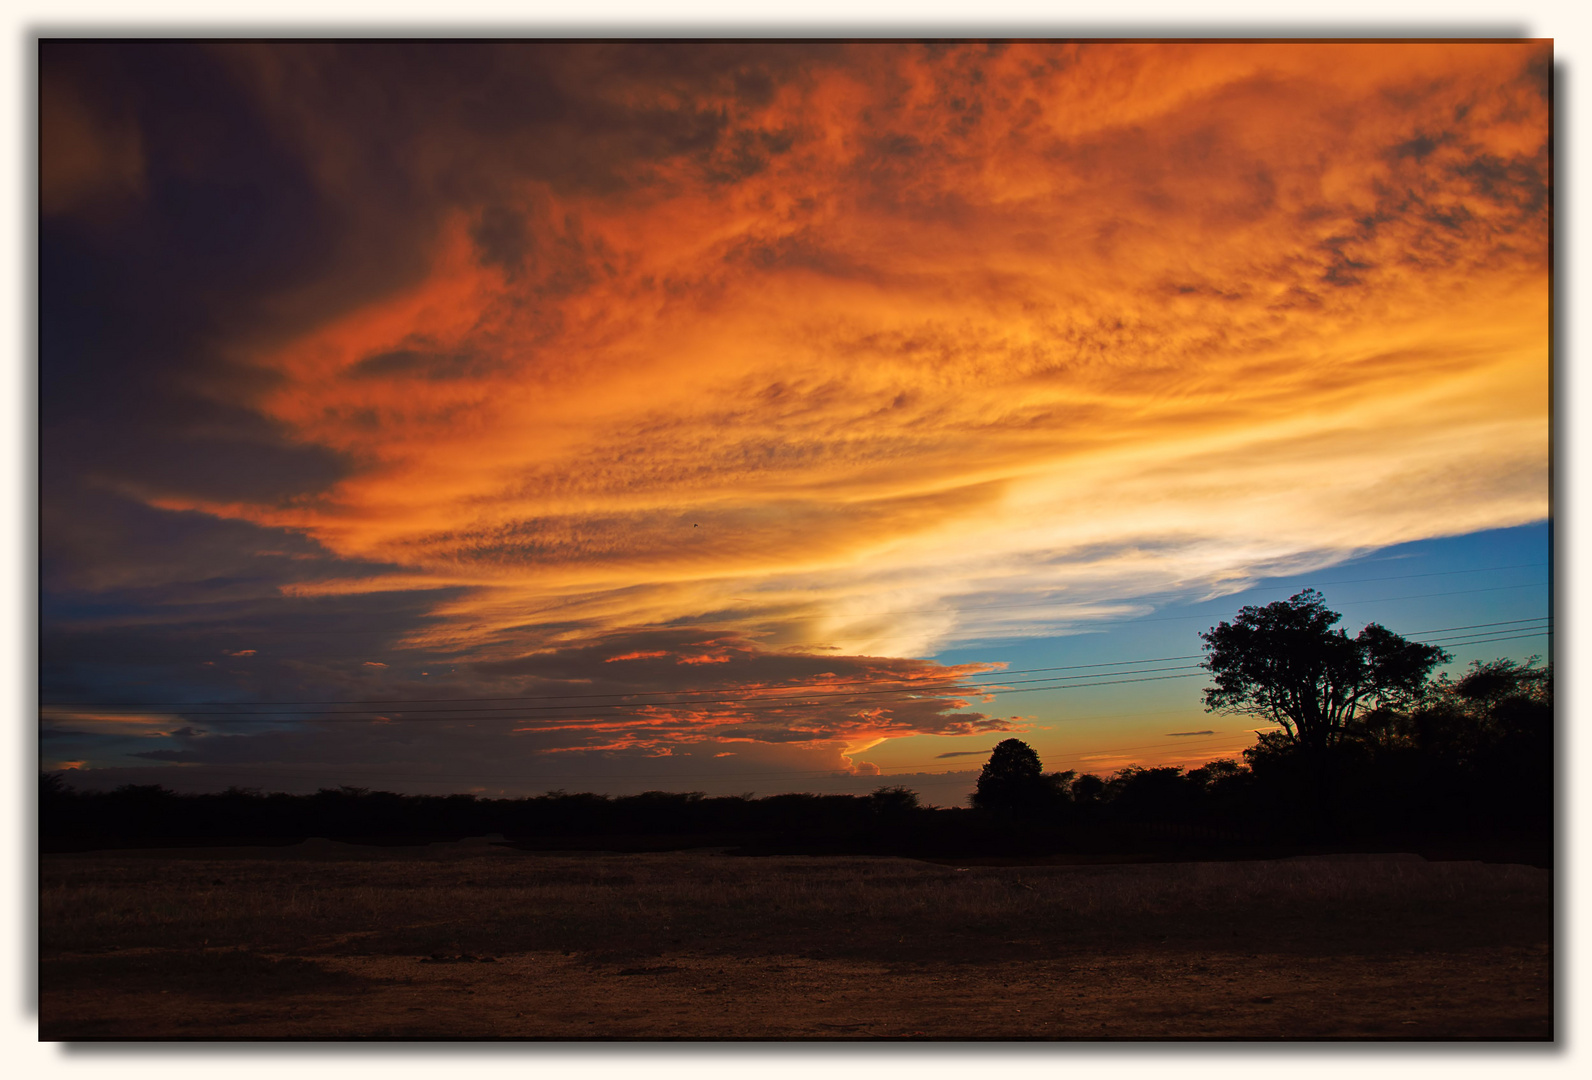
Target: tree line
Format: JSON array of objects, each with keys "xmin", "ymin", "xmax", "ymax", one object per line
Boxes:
[
  {"xmin": 974, "ymin": 590, "xmax": 1550, "ymax": 847},
  {"xmin": 41, "ymin": 591, "xmax": 1550, "ymax": 860}
]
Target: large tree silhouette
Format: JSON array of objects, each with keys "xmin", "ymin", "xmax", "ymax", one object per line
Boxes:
[
  {"xmin": 972, "ymin": 738, "xmax": 1060, "ymax": 816},
  {"xmin": 1201, "ymin": 590, "xmax": 1449, "ymax": 757}
]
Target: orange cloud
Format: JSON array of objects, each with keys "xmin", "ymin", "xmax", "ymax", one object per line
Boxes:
[
  {"xmin": 41, "ymin": 710, "xmax": 182, "ymax": 734},
  {"xmin": 121, "ymin": 43, "xmax": 1547, "ymax": 761},
  {"xmin": 453, "ymin": 628, "xmax": 1027, "ymax": 756}
]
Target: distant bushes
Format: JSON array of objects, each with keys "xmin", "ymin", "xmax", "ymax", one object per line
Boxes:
[
  {"xmin": 962, "ymin": 656, "xmax": 1551, "ymax": 850},
  {"xmin": 39, "ymin": 781, "xmax": 948, "ymax": 854}
]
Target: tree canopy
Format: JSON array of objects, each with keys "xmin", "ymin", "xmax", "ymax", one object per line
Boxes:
[
  {"xmin": 1201, "ymin": 589, "xmax": 1449, "ymax": 754},
  {"xmin": 972, "ymin": 738, "xmax": 1061, "ymax": 815}
]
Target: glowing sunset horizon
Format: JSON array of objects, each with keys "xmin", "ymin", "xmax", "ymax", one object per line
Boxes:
[{"xmin": 41, "ymin": 40, "xmax": 1551, "ymax": 801}]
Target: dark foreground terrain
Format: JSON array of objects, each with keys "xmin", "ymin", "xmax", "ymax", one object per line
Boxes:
[{"xmin": 39, "ymin": 840, "xmax": 1552, "ymax": 1040}]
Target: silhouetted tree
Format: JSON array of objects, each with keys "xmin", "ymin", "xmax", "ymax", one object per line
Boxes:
[
  {"xmin": 972, "ymin": 738, "xmax": 1062, "ymax": 816},
  {"xmin": 1202, "ymin": 590, "xmax": 1449, "ymax": 837},
  {"xmin": 1185, "ymin": 758, "xmax": 1245, "ymax": 790},
  {"xmin": 1202, "ymin": 590, "xmax": 1449, "ymax": 757},
  {"xmin": 1068, "ymin": 773, "xmax": 1106, "ymax": 805},
  {"xmin": 1103, "ymin": 765, "xmax": 1196, "ymax": 822}
]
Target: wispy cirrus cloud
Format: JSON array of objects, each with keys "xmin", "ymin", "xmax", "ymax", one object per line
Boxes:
[{"xmin": 148, "ymin": 43, "xmax": 1546, "ymax": 651}]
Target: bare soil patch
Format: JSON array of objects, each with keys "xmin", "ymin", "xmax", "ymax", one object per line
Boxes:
[{"xmin": 39, "ymin": 841, "xmax": 1552, "ymax": 1040}]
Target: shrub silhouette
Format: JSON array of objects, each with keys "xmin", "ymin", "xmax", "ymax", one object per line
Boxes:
[{"xmin": 868, "ymin": 785, "xmax": 921, "ymax": 818}]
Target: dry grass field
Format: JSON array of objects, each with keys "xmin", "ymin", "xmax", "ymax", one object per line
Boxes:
[{"xmin": 38, "ymin": 839, "xmax": 1553, "ymax": 1040}]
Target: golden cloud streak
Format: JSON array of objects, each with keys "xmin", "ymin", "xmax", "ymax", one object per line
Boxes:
[
  {"xmin": 42, "ymin": 709, "xmax": 183, "ymax": 733},
  {"xmin": 153, "ymin": 43, "xmax": 1545, "ymax": 660}
]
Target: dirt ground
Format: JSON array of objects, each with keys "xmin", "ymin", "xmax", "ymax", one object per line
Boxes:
[{"xmin": 38, "ymin": 841, "xmax": 1553, "ymax": 1040}]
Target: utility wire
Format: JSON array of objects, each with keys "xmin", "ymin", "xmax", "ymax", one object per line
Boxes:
[
  {"xmin": 43, "ymin": 614, "xmax": 1547, "ymax": 713},
  {"xmin": 43, "ymin": 618, "xmax": 1547, "ymax": 720},
  {"xmin": 52, "ymin": 663, "xmax": 1205, "ymax": 718},
  {"xmin": 46, "ymin": 670, "xmax": 1213, "ymax": 724},
  {"xmin": 46, "ymin": 735, "xmax": 1253, "ymax": 790},
  {"xmin": 1102, "ymin": 581, "xmax": 1548, "ymax": 625},
  {"xmin": 1403, "ymin": 616, "xmax": 1550, "ymax": 635},
  {"xmin": 42, "ymin": 653, "xmax": 1209, "ymax": 710},
  {"xmin": 726, "ymin": 563, "xmax": 1551, "ymax": 620},
  {"xmin": 44, "ymin": 627, "xmax": 1555, "ymax": 728}
]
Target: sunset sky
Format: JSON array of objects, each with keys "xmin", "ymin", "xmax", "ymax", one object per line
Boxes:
[{"xmin": 39, "ymin": 40, "xmax": 1551, "ymax": 802}]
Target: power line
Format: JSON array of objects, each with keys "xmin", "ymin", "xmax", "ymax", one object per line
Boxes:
[
  {"xmin": 1108, "ymin": 581, "xmax": 1548, "ymax": 625},
  {"xmin": 40, "ymin": 651, "xmax": 1541, "ymax": 728},
  {"xmin": 43, "ymin": 614, "xmax": 1552, "ymax": 714},
  {"xmin": 45, "ymin": 670, "xmax": 1213, "ymax": 724},
  {"xmin": 1419, "ymin": 628, "xmax": 1550, "ymax": 644},
  {"xmin": 1415, "ymin": 630, "xmax": 1550, "ymax": 649},
  {"xmin": 50, "ymin": 629, "xmax": 1554, "ymax": 729},
  {"xmin": 736, "ymin": 562, "xmax": 1550, "ymax": 621},
  {"xmin": 49, "ymin": 663, "xmax": 1206, "ymax": 718},
  {"xmin": 1288, "ymin": 562, "xmax": 1546, "ymax": 587},
  {"xmin": 1041, "ymin": 735, "xmax": 1249, "ymax": 765},
  {"xmin": 43, "ymin": 566, "xmax": 1551, "ymax": 664},
  {"xmin": 46, "ymin": 626, "xmax": 1550, "ymax": 789},
  {"xmin": 42, "ymin": 616, "xmax": 1549, "ymax": 720},
  {"xmin": 42, "ymin": 653, "xmax": 1209, "ymax": 711},
  {"xmin": 926, "ymin": 562, "xmax": 1551, "ymax": 620},
  {"xmin": 1417, "ymin": 634, "xmax": 1550, "ymax": 653},
  {"xmin": 42, "ymin": 734, "xmax": 1255, "ymax": 790},
  {"xmin": 1405, "ymin": 616, "xmax": 1550, "ymax": 635}
]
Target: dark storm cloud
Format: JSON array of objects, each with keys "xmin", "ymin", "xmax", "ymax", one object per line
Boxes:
[
  {"xmin": 1387, "ymin": 131, "xmax": 1450, "ymax": 162},
  {"xmin": 38, "ymin": 491, "xmax": 419, "ymax": 721},
  {"xmin": 41, "ymin": 42, "xmax": 362, "ymax": 515},
  {"xmin": 37, "ymin": 489, "xmax": 457, "ymax": 722},
  {"xmin": 39, "ymin": 39, "xmax": 853, "ymax": 553},
  {"xmin": 40, "ymin": 568, "xmax": 476, "ymax": 712},
  {"xmin": 223, "ymin": 41, "xmax": 833, "ymax": 201},
  {"xmin": 346, "ymin": 349, "xmax": 498, "ymax": 382},
  {"xmin": 1449, "ymin": 153, "xmax": 1549, "ymax": 215},
  {"xmin": 42, "ymin": 487, "xmax": 356, "ymax": 596},
  {"xmin": 39, "ymin": 40, "xmax": 857, "ymax": 724},
  {"xmin": 43, "ymin": 621, "xmax": 1021, "ymax": 793}
]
